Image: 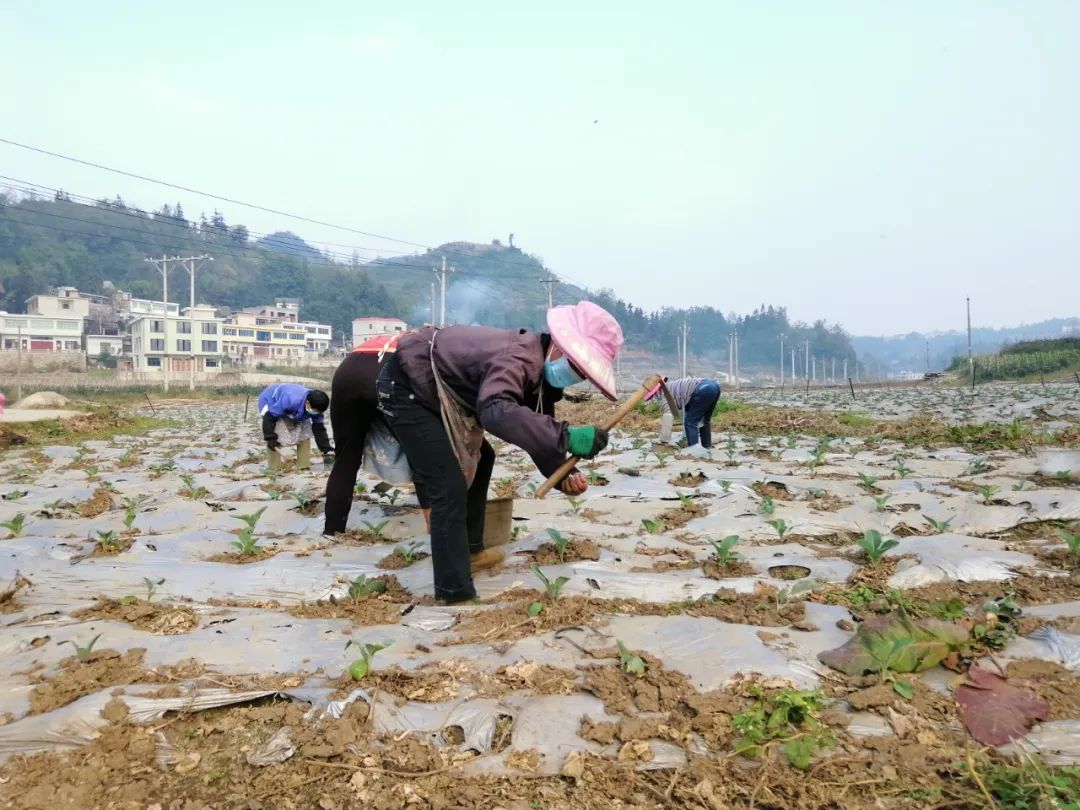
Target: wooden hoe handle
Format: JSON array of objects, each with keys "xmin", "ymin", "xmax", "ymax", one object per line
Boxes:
[{"xmin": 535, "ymin": 374, "xmax": 663, "ymax": 498}]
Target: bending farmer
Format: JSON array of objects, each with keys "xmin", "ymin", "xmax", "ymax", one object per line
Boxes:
[
  {"xmin": 649, "ymin": 376, "xmax": 721, "ymax": 453},
  {"xmin": 378, "ymin": 301, "xmax": 623, "ymax": 602},
  {"xmin": 323, "ymin": 335, "xmax": 401, "ymax": 535},
  {"xmin": 257, "ymin": 383, "xmax": 334, "ymax": 471}
]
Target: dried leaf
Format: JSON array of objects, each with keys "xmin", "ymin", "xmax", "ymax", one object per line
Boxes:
[
  {"xmin": 955, "ymin": 666, "xmax": 1049, "ymax": 745},
  {"xmin": 818, "ymin": 613, "xmax": 969, "ymax": 676}
]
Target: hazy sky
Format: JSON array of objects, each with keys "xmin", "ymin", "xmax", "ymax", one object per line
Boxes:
[{"xmin": 2, "ymin": 1, "xmax": 1077, "ymax": 335}]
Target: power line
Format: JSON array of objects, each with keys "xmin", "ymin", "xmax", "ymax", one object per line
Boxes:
[{"xmin": 0, "ymin": 136, "xmax": 597, "ymax": 289}]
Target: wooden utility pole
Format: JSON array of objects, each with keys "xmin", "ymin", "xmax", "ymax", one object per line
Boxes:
[
  {"xmin": 178, "ymin": 255, "xmax": 213, "ymax": 391},
  {"xmin": 145, "ymin": 255, "xmax": 176, "ymax": 392},
  {"xmin": 779, "ymin": 332, "xmax": 785, "ymax": 389}
]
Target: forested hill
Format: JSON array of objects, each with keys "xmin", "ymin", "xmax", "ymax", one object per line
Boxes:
[{"xmin": 0, "ymin": 191, "xmax": 856, "ymax": 368}]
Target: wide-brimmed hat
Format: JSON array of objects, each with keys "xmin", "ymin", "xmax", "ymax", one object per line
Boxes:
[
  {"xmin": 645, "ymin": 376, "xmax": 669, "ymax": 402},
  {"xmin": 546, "ymin": 301, "xmax": 624, "ymax": 401}
]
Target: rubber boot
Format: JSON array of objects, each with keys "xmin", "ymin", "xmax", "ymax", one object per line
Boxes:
[
  {"xmin": 296, "ymin": 440, "xmax": 311, "ymax": 471},
  {"xmin": 267, "ymin": 447, "xmax": 282, "ymax": 473},
  {"xmin": 470, "ymin": 548, "xmax": 505, "ymax": 572}
]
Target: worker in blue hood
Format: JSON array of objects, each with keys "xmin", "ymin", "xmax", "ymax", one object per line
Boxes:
[{"xmin": 256, "ymin": 383, "xmax": 334, "ymax": 472}]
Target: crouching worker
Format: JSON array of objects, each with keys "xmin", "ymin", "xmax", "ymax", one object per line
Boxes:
[
  {"xmin": 379, "ymin": 301, "xmax": 623, "ymax": 603},
  {"xmin": 257, "ymin": 383, "xmax": 334, "ymax": 472},
  {"xmin": 648, "ymin": 376, "xmax": 722, "ymax": 453}
]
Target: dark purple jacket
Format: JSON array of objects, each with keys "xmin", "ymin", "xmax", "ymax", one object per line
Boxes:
[{"xmin": 394, "ymin": 326, "xmax": 569, "ymax": 476}]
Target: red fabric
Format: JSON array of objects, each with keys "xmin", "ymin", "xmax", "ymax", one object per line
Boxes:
[{"xmin": 352, "ymin": 334, "xmax": 400, "ymax": 354}]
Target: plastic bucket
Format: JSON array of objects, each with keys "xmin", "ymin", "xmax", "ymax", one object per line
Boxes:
[{"xmin": 483, "ymin": 497, "xmax": 514, "ymax": 547}]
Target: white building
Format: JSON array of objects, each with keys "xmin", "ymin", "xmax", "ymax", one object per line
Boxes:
[
  {"xmin": 129, "ymin": 306, "xmax": 225, "ymax": 374},
  {"xmin": 222, "ymin": 299, "xmax": 333, "ymax": 363},
  {"xmin": 26, "ymin": 286, "xmax": 91, "ymax": 320},
  {"xmin": 87, "ymin": 334, "xmax": 125, "ymax": 357},
  {"xmin": 0, "ymin": 287, "xmax": 87, "ymax": 352},
  {"xmin": 351, "ymin": 316, "xmax": 407, "ymax": 347}
]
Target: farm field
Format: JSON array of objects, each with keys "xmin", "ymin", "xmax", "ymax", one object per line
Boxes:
[{"xmin": 0, "ymin": 381, "xmax": 1078, "ymax": 809}]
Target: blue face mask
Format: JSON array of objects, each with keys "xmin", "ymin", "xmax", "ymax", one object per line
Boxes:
[{"xmin": 544, "ymin": 356, "xmax": 585, "ymax": 389}]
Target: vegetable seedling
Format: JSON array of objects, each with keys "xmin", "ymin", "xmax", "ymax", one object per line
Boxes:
[
  {"xmin": 617, "ymin": 641, "xmax": 646, "ymax": 676},
  {"xmin": 857, "ymin": 529, "xmax": 899, "ymax": 564},
  {"xmin": 707, "ymin": 535, "xmax": 742, "ymax": 567},
  {"xmin": 653, "ymin": 452, "xmax": 671, "ymax": 469},
  {"xmin": 231, "ymin": 528, "xmax": 263, "ymax": 557},
  {"xmin": 1011, "ymin": 480, "xmax": 1029, "ymax": 491},
  {"xmin": 290, "ymin": 490, "xmax": 320, "ymax": 512},
  {"xmin": 857, "ymin": 473, "xmax": 879, "ymax": 491},
  {"xmin": 564, "ymin": 495, "xmax": 585, "ymax": 516},
  {"xmin": 922, "ymin": 515, "xmax": 953, "ymax": 534},
  {"xmin": 179, "ymin": 473, "xmax": 209, "ymax": 500},
  {"xmin": 393, "ymin": 540, "xmax": 425, "ymax": 564},
  {"xmin": 1, "ymin": 490, "xmax": 27, "ymax": 501},
  {"xmin": 532, "ymin": 566, "xmax": 568, "ymax": 602},
  {"xmin": 1061, "ymin": 530, "xmax": 1080, "ymax": 560},
  {"xmin": 347, "ymin": 574, "xmax": 387, "ymax": 601},
  {"xmin": 641, "ymin": 519, "xmax": 663, "ymax": 535},
  {"xmin": 870, "ymin": 637, "xmax": 915, "ymax": 699},
  {"xmin": 143, "ymin": 577, "xmax": 165, "ymax": 601},
  {"xmin": 893, "ymin": 459, "xmax": 912, "ymax": 479},
  {"xmin": 345, "ymin": 640, "xmax": 388, "ymax": 680},
  {"xmin": 677, "ymin": 492, "xmax": 695, "ymax": 510},
  {"xmin": 719, "ymin": 480, "xmax": 732, "ymax": 492},
  {"xmin": 1055, "ymin": 470, "xmax": 1073, "ymax": 481},
  {"xmin": 967, "ymin": 459, "xmax": 989, "ymax": 476},
  {"xmin": 95, "ymin": 530, "xmax": 120, "ymax": 551},
  {"xmin": 767, "ymin": 519, "xmax": 791, "ymax": 540},
  {"xmin": 231, "ymin": 507, "xmax": 267, "ymax": 530},
  {"xmin": 546, "ymin": 528, "xmax": 571, "ymax": 563},
  {"xmin": 60, "ymin": 633, "xmax": 103, "ymax": 662},
  {"xmin": 976, "ymin": 485, "xmax": 1000, "ymax": 504},
  {"xmin": 362, "ymin": 520, "xmax": 390, "ymax": 540},
  {"xmin": 871, "ymin": 494, "xmax": 892, "ymax": 512},
  {"xmin": 381, "ymin": 489, "xmax": 402, "ymax": 507},
  {"xmin": 1, "ymin": 513, "xmax": 27, "ymax": 538},
  {"xmin": 354, "ymin": 482, "xmax": 367, "ymax": 495},
  {"xmin": 759, "ymin": 495, "xmax": 776, "ymax": 516}
]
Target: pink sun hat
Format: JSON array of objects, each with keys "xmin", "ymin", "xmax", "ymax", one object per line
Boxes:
[{"xmin": 546, "ymin": 301, "xmax": 624, "ymax": 401}]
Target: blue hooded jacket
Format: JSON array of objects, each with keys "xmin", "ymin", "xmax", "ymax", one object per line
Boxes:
[{"xmin": 257, "ymin": 383, "xmax": 324, "ymax": 425}]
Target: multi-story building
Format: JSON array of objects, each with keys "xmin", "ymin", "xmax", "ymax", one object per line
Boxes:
[
  {"xmin": 351, "ymin": 316, "xmax": 407, "ymax": 347},
  {"xmin": 0, "ymin": 287, "xmax": 87, "ymax": 352},
  {"xmin": 129, "ymin": 306, "xmax": 225, "ymax": 375},
  {"xmin": 221, "ymin": 299, "xmax": 333, "ymax": 364}
]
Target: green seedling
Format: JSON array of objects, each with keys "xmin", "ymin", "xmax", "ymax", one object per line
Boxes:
[
  {"xmin": 381, "ymin": 489, "xmax": 402, "ymax": 507},
  {"xmin": 641, "ymin": 519, "xmax": 664, "ymax": 535},
  {"xmin": 857, "ymin": 529, "xmax": 899, "ymax": 564},
  {"xmin": 95, "ymin": 530, "xmax": 120, "ymax": 551},
  {"xmin": 347, "ymin": 574, "xmax": 387, "ymax": 601},
  {"xmin": 60, "ymin": 633, "xmax": 103, "ymax": 662},
  {"xmin": 546, "ymin": 528, "xmax": 571, "ymax": 562},
  {"xmin": 586, "ymin": 470, "xmax": 606, "ymax": 486},
  {"xmin": 718, "ymin": 480, "xmax": 733, "ymax": 494},
  {"xmin": 631, "ymin": 438, "xmax": 646, "ymax": 451},
  {"xmin": 976, "ymin": 485, "xmax": 1000, "ymax": 504},
  {"xmin": 526, "ymin": 482, "xmax": 539, "ymax": 497},
  {"xmin": 532, "ymin": 566, "xmax": 568, "ymax": 602},
  {"xmin": 179, "ymin": 473, "xmax": 209, "ymax": 500},
  {"xmin": 1, "ymin": 513, "xmax": 27, "ymax": 538},
  {"xmin": 362, "ymin": 520, "xmax": 390, "ymax": 540},
  {"xmin": 707, "ymin": 535, "xmax": 742, "ymax": 567},
  {"xmin": 677, "ymin": 492, "xmax": 695, "ymax": 509},
  {"xmin": 39, "ymin": 499, "xmax": 66, "ymax": 518},
  {"xmin": 759, "ymin": 495, "xmax": 776, "ymax": 516},
  {"xmin": 230, "ymin": 528, "xmax": 263, "ymax": 557},
  {"xmin": 143, "ymin": 577, "xmax": 165, "ymax": 601},
  {"xmin": 973, "ymin": 595, "xmax": 1022, "ymax": 651},
  {"xmin": 922, "ymin": 515, "xmax": 953, "ymax": 534},
  {"xmin": 1, "ymin": 490, "xmax": 27, "ymax": 501},
  {"xmin": 1055, "ymin": 470, "xmax": 1073, "ymax": 481},
  {"xmin": 638, "ymin": 446, "xmax": 651, "ymax": 462},
  {"xmin": 1011, "ymin": 480, "xmax": 1030, "ymax": 491},
  {"xmin": 767, "ymin": 519, "xmax": 791, "ymax": 539},
  {"xmin": 122, "ymin": 507, "xmax": 138, "ymax": 531},
  {"xmin": 871, "ymin": 494, "xmax": 892, "ymax": 512},
  {"xmin": 565, "ymin": 495, "xmax": 585, "ymax": 515},
  {"xmin": 653, "ymin": 452, "xmax": 671, "ymax": 468},
  {"xmin": 967, "ymin": 459, "xmax": 989, "ymax": 476},
  {"xmin": 1060, "ymin": 529, "xmax": 1080, "ymax": 560},
  {"xmin": 870, "ymin": 637, "xmax": 916, "ymax": 699},
  {"xmin": 617, "ymin": 641, "xmax": 646, "ymax": 676},
  {"xmin": 345, "ymin": 640, "xmax": 389, "ymax": 680},
  {"xmin": 732, "ymin": 686, "xmax": 833, "ymax": 770},
  {"xmin": 928, "ymin": 598, "xmax": 967, "ymax": 621},
  {"xmin": 231, "ymin": 507, "xmax": 267, "ymax": 530},
  {"xmin": 393, "ymin": 540, "xmax": 425, "ymax": 564},
  {"xmin": 354, "ymin": 482, "xmax": 368, "ymax": 495},
  {"xmin": 149, "ymin": 460, "xmax": 176, "ymax": 476},
  {"xmin": 773, "ymin": 578, "xmax": 819, "ymax": 608},
  {"xmin": 893, "ymin": 459, "xmax": 912, "ymax": 479},
  {"xmin": 857, "ymin": 473, "xmax": 879, "ymax": 491},
  {"xmin": 510, "ymin": 525, "xmax": 526, "ymax": 542}
]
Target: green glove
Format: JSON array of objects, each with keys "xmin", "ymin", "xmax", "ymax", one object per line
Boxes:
[{"xmin": 567, "ymin": 426, "xmax": 609, "ymax": 459}]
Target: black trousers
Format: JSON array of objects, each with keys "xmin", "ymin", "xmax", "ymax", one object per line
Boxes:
[
  {"xmin": 323, "ymin": 352, "xmax": 381, "ymax": 535},
  {"xmin": 376, "ymin": 365, "xmax": 494, "ymax": 602}
]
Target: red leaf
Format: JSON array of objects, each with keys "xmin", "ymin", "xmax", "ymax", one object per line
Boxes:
[{"xmin": 956, "ymin": 666, "xmax": 1049, "ymax": 746}]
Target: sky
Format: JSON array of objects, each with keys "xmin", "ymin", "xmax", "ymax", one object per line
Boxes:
[{"xmin": 1, "ymin": 1, "xmax": 1077, "ymax": 335}]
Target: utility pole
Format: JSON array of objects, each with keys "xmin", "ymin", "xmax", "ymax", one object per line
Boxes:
[
  {"xmin": 178, "ymin": 255, "xmax": 213, "ymax": 391},
  {"xmin": 433, "ymin": 256, "xmax": 454, "ymax": 326},
  {"xmin": 734, "ymin": 332, "xmax": 740, "ymax": 390},
  {"xmin": 539, "ymin": 270, "xmax": 557, "ymax": 310},
  {"xmin": 728, "ymin": 333, "xmax": 734, "ymax": 387},
  {"xmin": 804, "ymin": 341, "xmax": 810, "ymax": 383},
  {"xmin": 779, "ymin": 332, "xmax": 785, "ymax": 389},
  {"xmin": 15, "ymin": 323, "xmax": 23, "ymax": 402},
  {"xmin": 679, "ymin": 320, "xmax": 690, "ymax": 377},
  {"xmin": 831, "ymin": 357, "xmax": 836, "ymax": 384},
  {"xmin": 843, "ymin": 357, "xmax": 848, "ymax": 381},
  {"xmin": 430, "ymin": 282, "xmax": 436, "ymax": 327},
  {"xmin": 966, "ymin": 297, "xmax": 973, "ymax": 376},
  {"xmin": 811, "ymin": 355, "xmax": 816, "ymax": 383},
  {"xmin": 925, "ymin": 339, "xmax": 931, "ymax": 372},
  {"xmin": 790, "ymin": 348, "xmax": 796, "ymax": 383},
  {"xmin": 145, "ymin": 255, "xmax": 177, "ymax": 392}
]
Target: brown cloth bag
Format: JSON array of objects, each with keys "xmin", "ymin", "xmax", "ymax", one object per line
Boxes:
[{"xmin": 429, "ymin": 330, "xmax": 486, "ymax": 487}]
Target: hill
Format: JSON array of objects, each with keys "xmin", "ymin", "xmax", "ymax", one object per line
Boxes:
[{"xmin": 0, "ymin": 191, "xmax": 856, "ymax": 370}]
